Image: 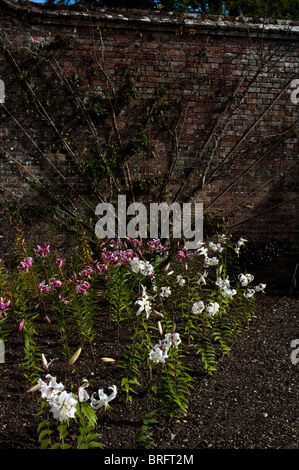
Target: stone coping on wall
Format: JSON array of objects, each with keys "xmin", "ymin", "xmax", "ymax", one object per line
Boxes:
[{"xmin": 1, "ymin": 0, "xmax": 299, "ymax": 38}]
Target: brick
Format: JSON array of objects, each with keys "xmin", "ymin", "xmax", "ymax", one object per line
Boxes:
[{"xmin": 0, "ymin": 0, "xmax": 298, "ymax": 256}]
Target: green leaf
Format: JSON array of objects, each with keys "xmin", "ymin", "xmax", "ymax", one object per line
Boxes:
[
  {"xmin": 37, "ymin": 419, "xmax": 51, "ymax": 433},
  {"xmin": 51, "ymin": 442, "xmax": 63, "ymax": 449},
  {"xmin": 41, "ymin": 438, "xmax": 51, "ymax": 449},
  {"xmin": 147, "ymin": 419, "xmax": 159, "ymax": 425},
  {"xmin": 57, "ymin": 424, "xmax": 68, "ymax": 439},
  {"xmin": 38, "ymin": 428, "xmax": 53, "ymax": 441},
  {"xmin": 85, "ymin": 433, "xmax": 102, "ymax": 442},
  {"xmin": 121, "ymin": 377, "xmax": 128, "ymax": 386},
  {"xmin": 78, "ymin": 442, "xmax": 88, "ymax": 449},
  {"xmin": 87, "ymin": 441, "xmax": 104, "ymax": 448},
  {"xmin": 80, "ymin": 403, "xmax": 98, "ymax": 427}
]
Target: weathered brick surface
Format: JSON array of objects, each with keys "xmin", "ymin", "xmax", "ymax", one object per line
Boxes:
[{"xmin": 0, "ymin": 0, "xmax": 298, "ymax": 275}]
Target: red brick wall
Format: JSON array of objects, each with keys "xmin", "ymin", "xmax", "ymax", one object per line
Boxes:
[{"xmin": 0, "ymin": 0, "xmax": 298, "ymax": 278}]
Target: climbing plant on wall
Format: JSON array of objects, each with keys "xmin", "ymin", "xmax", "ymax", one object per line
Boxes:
[{"xmin": 0, "ymin": 6, "xmax": 298, "ymax": 255}]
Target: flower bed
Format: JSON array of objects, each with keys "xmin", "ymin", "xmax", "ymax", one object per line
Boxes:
[{"xmin": 0, "ymin": 232, "xmax": 266, "ymax": 449}]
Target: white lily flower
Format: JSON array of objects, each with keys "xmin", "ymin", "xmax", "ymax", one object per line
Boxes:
[
  {"xmin": 140, "ymin": 260, "xmax": 155, "ymax": 277},
  {"xmin": 164, "ymin": 332, "xmax": 181, "ymax": 349},
  {"xmin": 130, "ymin": 257, "xmax": 155, "ymax": 277},
  {"xmin": 222, "ymin": 287, "xmax": 237, "ymax": 299},
  {"xmin": 130, "ymin": 256, "xmax": 143, "ymax": 274},
  {"xmin": 38, "ymin": 374, "xmax": 64, "ymax": 400},
  {"xmin": 234, "ymin": 246, "xmax": 240, "ymax": 256},
  {"xmin": 243, "ymin": 288, "xmax": 255, "ymax": 299},
  {"xmin": 237, "ymin": 237, "xmax": 248, "ymax": 247},
  {"xmin": 197, "ymin": 246, "xmax": 208, "ymax": 257},
  {"xmin": 234, "ymin": 237, "xmax": 248, "ymax": 256},
  {"xmin": 149, "ymin": 331, "xmax": 182, "ymax": 363},
  {"xmin": 255, "ymin": 283, "xmax": 266, "ymax": 292},
  {"xmin": 149, "ymin": 341, "xmax": 169, "ymax": 364},
  {"xmin": 90, "ymin": 385, "xmax": 117, "ymax": 410},
  {"xmin": 204, "ymin": 257, "xmax": 219, "ymax": 267},
  {"xmin": 216, "ymin": 276, "xmax": 231, "ymax": 290},
  {"xmin": 206, "ymin": 302, "xmax": 220, "ymax": 317},
  {"xmin": 135, "ymin": 296, "xmax": 152, "ymax": 318},
  {"xmin": 176, "ymin": 275, "xmax": 185, "ymax": 286},
  {"xmin": 78, "ymin": 379, "xmax": 90, "ymax": 402},
  {"xmin": 218, "ymin": 234, "xmax": 229, "ymax": 243},
  {"xmin": 209, "ymin": 242, "xmax": 224, "ymax": 253},
  {"xmin": 48, "ymin": 390, "xmax": 78, "ymax": 422},
  {"xmin": 160, "ymin": 286, "xmax": 171, "ymax": 298},
  {"xmin": 238, "ymin": 273, "xmax": 254, "ymax": 286},
  {"xmin": 197, "ymin": 270, "xmax": 208, "ymax": 285},
  {"xmin": 192, "ymin": 300, "xmax": 205, "ymax": 314}
]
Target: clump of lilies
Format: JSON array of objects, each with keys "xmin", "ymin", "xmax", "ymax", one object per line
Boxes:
[
  {"xmin": 28, "ymin": 351, "xmax": 117, "ymax": 423},
  {"xmin": 0, "ymin": 231, "xmax": 268, "ymax": 437}
]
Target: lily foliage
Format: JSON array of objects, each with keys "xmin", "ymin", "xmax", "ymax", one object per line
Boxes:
[{"xmin": 0, "ymin": 231, "xmax": 265, "ymax": 446}]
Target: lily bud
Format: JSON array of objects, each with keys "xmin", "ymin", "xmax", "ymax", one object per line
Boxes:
[
  {"xmin": 27, "ymin": 383, "xmax": 41, "ymax": 393},
  {"xmin": 41, "ymin": 353, "xmax": 48, "ymax": 370},
  {"xmin": 68, "ymin": 344, "xmax": 83, "ymax": 366},
  {"xmin": 166, "ymin": 270, "xmax": 174, "ymax": 276},
  {"xmin": 163, "ymin": 262, "xmax": 170, "ymax": 272},
  {"xmin": 153, "ymin": 309, "xmax": 164, "ymax": 317},
  {"xmin": 100, "ymin": 357, "xmax": 115, "ymax": 363},
  {"xmin": 18, "ymin": 319, "xmax": 24, "ymax": 332},
  {"xmin": 158, "ymin": 321, "xmax": 163, "ymax": 337},
  {"xmin": 21, "ymin": 239, "xmax": 27, "ymax": 255}
]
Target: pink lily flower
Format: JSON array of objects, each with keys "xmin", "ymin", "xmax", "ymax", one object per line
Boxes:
[
  {"xmin": 38, "ymin": 281, "xmax": 52, "ymax": 293},
  {"xmin": 70, "ymin": 272, "xmax": 81, "ymax": 283},
  {"xmin": 96, "ymin": 263, "xmax": 108, "ymax": 273},
  {"xmin": 34, "ymin": 242, "xmax": 50, "ymax": 257},
  {"xmin": 79, "ymin": 266, "xmax": 93, "ymax": 277},
  {"xmin": 49, "ymin": 278, "xmax": 62, "ymax": 287},
  {"xmin": 0, "ymin": 297, "xmax": 10, "ymax": 311},
  {"xmin": 59, "ymin": 294, "xmax": 71, "ymax": 305},
  {"xmin": 17, "ymin": 257, "xmax": 34, "ymax": 272},
  {"xmin": 56, "ymin": 258, "xmax": 66, "ymax": 268},
  {"xmin": 76, "ymin": 281, "xmax": 90, "ymax": 294}
]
